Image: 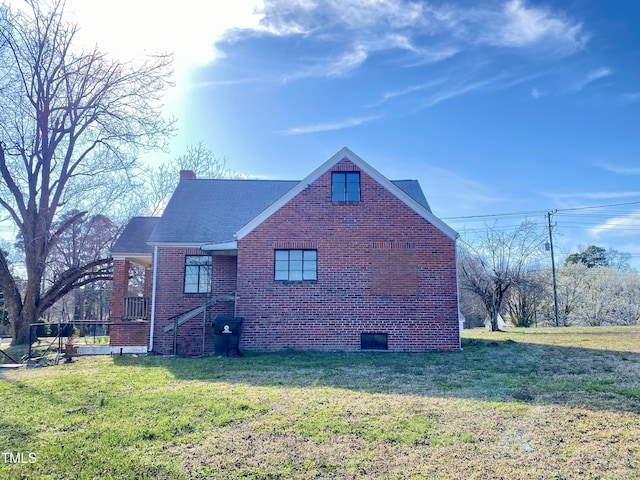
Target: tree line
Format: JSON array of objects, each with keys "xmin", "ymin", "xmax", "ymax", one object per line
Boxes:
[{"xmin": 458, "ymin": 224, "xmax": 640, "ymax": 330}]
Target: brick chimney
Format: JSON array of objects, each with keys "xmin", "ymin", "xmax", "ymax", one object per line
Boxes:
[{"xmin": 180, "ymin": 170, "xmax": 196, "ymax": 179}]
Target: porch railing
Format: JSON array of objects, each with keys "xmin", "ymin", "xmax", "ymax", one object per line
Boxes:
[{"xmin": 123, "ymin": 296, "xmax": 149, "ymax": 320}]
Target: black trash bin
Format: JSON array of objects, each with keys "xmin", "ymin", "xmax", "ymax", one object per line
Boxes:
[{"xmin": 213, "ymin": 317, "xmax": 243, "ymax": 357}]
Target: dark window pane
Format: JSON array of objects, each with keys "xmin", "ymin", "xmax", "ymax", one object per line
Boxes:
[
  {"xmin": 274, "ymin": 249, "xmax": 317, "ymax": 281},
  {"xmin": 361, "ymin": 333, "xmax": 388, "ymax": 350}
]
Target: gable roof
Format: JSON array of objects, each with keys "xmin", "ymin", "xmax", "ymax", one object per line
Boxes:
[
  {"xmin": 146, "ymin": 158, "xmax": 440, "ymax": 246},
  {"xmin": 236, "ymin": 147, "xmax": 458, "ymax": 241}
]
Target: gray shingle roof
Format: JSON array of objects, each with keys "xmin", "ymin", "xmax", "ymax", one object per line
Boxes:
[
  {"xmin": 392, "ymin": 180, "xmax": 431, "ymax": 212},
  {"xmin": 110, "ymin": 217, "xmax": 159, "ymax": 255},
  {"xmin": 147, "ymin": 179, "xmax": 299, "ymax": 245},
  {"xmin": 121, "ymin": 178, "xmax": 433, "ymax": 246}
]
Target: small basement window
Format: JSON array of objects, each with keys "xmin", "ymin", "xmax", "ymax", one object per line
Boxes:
[{"xmin": 361, "ymin": 333, "xmax": 388, "ymax": 350}]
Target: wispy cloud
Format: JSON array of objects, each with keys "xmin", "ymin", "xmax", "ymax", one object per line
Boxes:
[
  {"xmin": 221, "ymin": 0, "xmax": 589, "ymax": 81},
  {"xmin": 282, "ymin": 46, "xmax": 369, "ymax": 81},
  {"xmin": 480, "ymin": 0, "xmax": 588, "ymax": 53},
  {"xmin": 570, "ymin": 67, "xmax": 614, "ymax": 92},
  {"xmin": 531, "ymin": 87, "xmax": 544, "ymax": 98},
  {"xmin": 589, "ymin": 211, "xmax": 640, "ymax": 238},
  {"xmin": 278, "ymin": 115, "xmax": 379, "ymax": 135},
  {"xmin": 372, "ymin": 78, "xmax": 450, "ymax": 106},
  {"xmin": 421, "ymin": 79, "xmax": 493, "ymax": 108},
  {"xmin": 596, "ymin": 161, "xmax": 640, "ymax": 175},
  {"xmin": 622, "ymin": 92, "xmax": 640, "ymax": 103},
  {"xmin": 546, "ymin": 191, "xmax": 640, "ymax": 202}
]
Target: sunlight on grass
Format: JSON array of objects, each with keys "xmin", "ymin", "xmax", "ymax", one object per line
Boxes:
[{"xmin": 1, "ymin": 326, "xmax": 639, "ymax": 479}]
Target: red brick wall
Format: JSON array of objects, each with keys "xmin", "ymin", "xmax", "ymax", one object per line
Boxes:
[
  {"xmin": 236, "ymin": 158, "xmax": 460, "ymax": 352},
  {"xmin": 110, "ymin": 322, "xmax": 150, "ymax": 347},
  {"xmin": 151, "ymin": 248, "xmax": 236, "ymax": 355}
]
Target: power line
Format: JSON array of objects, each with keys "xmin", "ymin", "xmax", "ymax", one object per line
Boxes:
[{"xmin": 442, "ymin": 200, "xmax": 640, "ymax": 221}]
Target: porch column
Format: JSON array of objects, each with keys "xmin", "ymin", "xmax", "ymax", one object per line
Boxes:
[
  {"xmin": 144, "ymin": 267, "xmax": 153, "ymax": 319},
  {"xmin": 111, "ymin": 259, "xmax": 130, "ymax": 321}
]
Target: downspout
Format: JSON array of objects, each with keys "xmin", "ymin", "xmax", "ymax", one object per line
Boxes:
[
  {"xmin": 455, "ymin": 235, "xmax": 462, "ymax": 350},
  {"xmin": 149, "ymin": 246, "xmax": 158, "ymax": 352}
]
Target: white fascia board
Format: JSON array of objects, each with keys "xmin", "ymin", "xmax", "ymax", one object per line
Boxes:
[
  {"xmin": 200, "ymin": 241, "xmax": 238, "ymax": 251},
  {"xmin": 111, "ymin": 253, "xmax": 152, "ymax": 259},
  {"xmin": 236, "ymin": 146, "xmax": 458, "ymax": 241},
  {"xmin": 146, "ymin": 242, "xmax": 213, "ymax": 248}
]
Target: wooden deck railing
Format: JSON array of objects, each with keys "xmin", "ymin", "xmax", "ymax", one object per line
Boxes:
[{"xmin": 123, "ymin": 297, "xmax": 149, "ymax": 320}]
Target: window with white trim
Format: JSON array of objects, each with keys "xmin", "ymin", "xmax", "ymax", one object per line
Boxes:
[
  {"xmin": 184, "ymin": 255, "xmax": 212, "ymax": 293},
  {"xmin": 275, "ymin": 250, "xmax": 317, "ymax": 281}
]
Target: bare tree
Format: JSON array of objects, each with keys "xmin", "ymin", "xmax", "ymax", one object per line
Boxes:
[
  {"xmin": 0, "ymin": 1, "xmax": 174, "ymax": 344},
  {"xmin": 45, "ymin": 212, "xmax": 119, "ymax": 321},
  {"xmin": 506, "ymin": 272, "xmax": 545, "ymax": 327},
  {"xmin": 458, "ymin": 221, "xmax": 545, "ymax": 331},
  {"xmin": 552, "ymin": 264, "xmax": 640, "ymax": 327}
]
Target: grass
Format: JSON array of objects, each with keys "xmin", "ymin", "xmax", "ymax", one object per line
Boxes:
[{"xmin": 1, "ymin": 326, "xmax": 639, "ymax": 479}]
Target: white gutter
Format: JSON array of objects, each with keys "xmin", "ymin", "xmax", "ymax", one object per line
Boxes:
[
  {"xmin": 200, "ymin": 240, "xmax": 238, "ymax": 251},
  {"xmin": 455, "ymin": 237, "xmax": 463, "ymax": 350},
  {"xmin": 148, "ymin": 245, "xmax": 158, "ymax": 352}
]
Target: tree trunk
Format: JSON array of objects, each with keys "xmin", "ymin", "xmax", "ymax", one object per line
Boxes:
[
  {"xmin": 11, "ymin": 310, "xmax": 31, "ymax": 345},
  {"xmin": 10, "ymin": 278, "xmax": 42, "ymax": 345}
]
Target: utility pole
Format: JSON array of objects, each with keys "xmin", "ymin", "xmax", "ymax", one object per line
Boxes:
[{"xmin": 546, "ymin": 210, "xmax": 560, "ymax": 327}]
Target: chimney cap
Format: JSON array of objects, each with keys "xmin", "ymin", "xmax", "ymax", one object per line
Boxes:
[{"xmin": 180, "ymin": 170, "xmax": 196, "ymax": 179}]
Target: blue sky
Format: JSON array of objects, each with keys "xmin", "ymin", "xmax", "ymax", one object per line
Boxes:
[{"xmin": 10, "ymin": 0, "xmax": 640, "ymax": 266}]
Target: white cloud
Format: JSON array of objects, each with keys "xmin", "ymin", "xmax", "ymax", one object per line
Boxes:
[
  {"xmin": 571, "ymin": 67, "xmax": 614, "ymax": 92},
  {"xmin": 224, "ymin": 0, "xmax": 588, "ymax": 81},
  {"xmin": 421, "ymin": 75, "xmax": 506, "ymax": 108},
  {"xmin": 282, "ymin": 45, "xmax": 369, "ymax": 81},
  {"xmin": 596, "ymin": 161, "xmax": 640, "ymax": 175},
  {"xmin": 373, "ymin": 77, "xmax": 450, "ymax": 106},
  {"xmin": 531, "ymin": 87, "xmax": 544, "ymax": 98},
  {"xmin": 278, "ymin": 115, "xmax": 379, "ymax": 135},
  {"xmin": 12, "ymin": 0, "xmax": 587, "ymax": 83},
  {"xmin": 488, "ymin": 0, "xmax": 588, "ymax": 52},
  {"xmin": 589, "ymin": 211, "xmax": 640, "ymax": 238},
  {"xmin": 546, "ymin": 191, "xmax": 640, "ymax": 202}
]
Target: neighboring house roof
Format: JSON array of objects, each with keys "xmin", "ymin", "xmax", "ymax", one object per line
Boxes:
[{"xmin": 110, "ymin": 217, "xmax": 159, "ymax": 256}]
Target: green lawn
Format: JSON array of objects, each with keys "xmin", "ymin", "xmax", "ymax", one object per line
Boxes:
[{"xmin": 1, "ymin": 326, "xmax": 639, "ymax": 479}]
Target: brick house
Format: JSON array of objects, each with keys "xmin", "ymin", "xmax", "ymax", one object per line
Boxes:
[{"xmin": 109, "ymin": 147, "xmax": 460, "ymax": 354}]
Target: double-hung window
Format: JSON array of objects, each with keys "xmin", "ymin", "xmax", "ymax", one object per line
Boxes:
[
  {"xmin": 331, "ymin": 172, "xmax": 360, "ymax": 202},
  {"xmin": 184, "ymin": 255, "xmax": 212, "ymax": 293},
  {"xmin": 275, "ymin": 250, "xmax": 317, "ymax": 281}
]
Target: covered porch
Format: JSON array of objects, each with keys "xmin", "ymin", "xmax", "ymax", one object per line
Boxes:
[{"xmin": 109, "ymin": 217, "xmax": 159, "ymax": 349}]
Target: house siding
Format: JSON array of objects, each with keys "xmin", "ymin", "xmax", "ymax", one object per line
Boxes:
[
  {"xmin": 151, "ymin": 247, "xmax": 237, "ymax": 355},
  {"xmin": 236, "ymin": 158, "xmax": 459, "ymax": 352}
]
